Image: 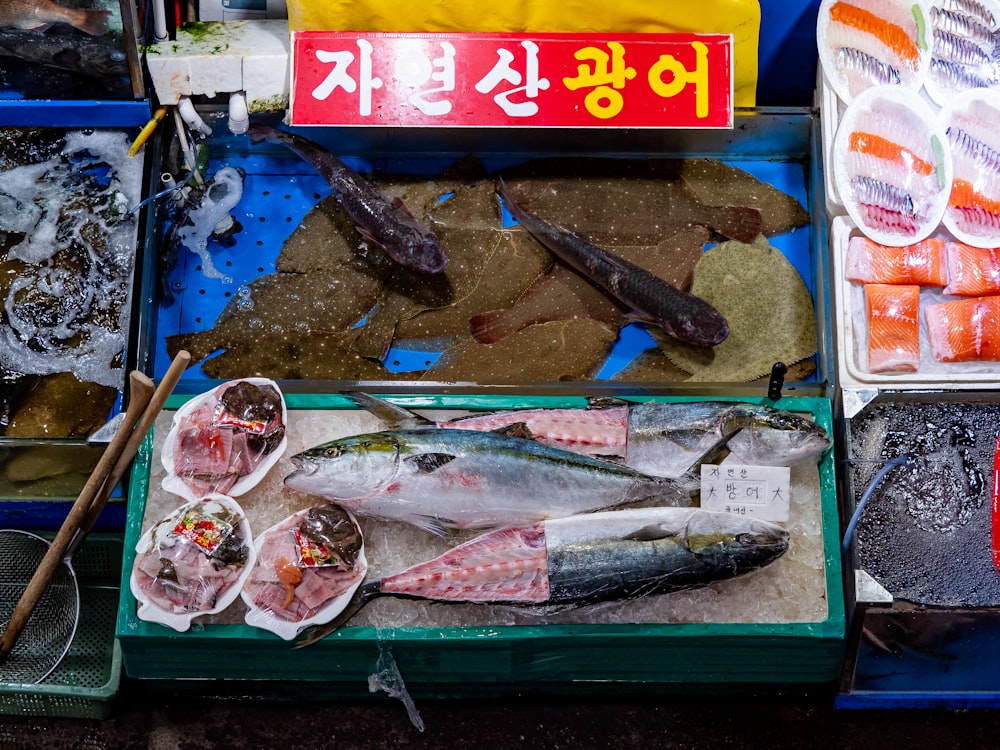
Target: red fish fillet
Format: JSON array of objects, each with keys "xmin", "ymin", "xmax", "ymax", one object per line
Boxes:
[
  {"xmin": 925, "ymin": 295, "xmax": 1000, "ymax": 362},
  {"xmin": 847, "ymin": 236, "xmax": 947, "ymax": 286},
  {"xmin": 943, "ymin": 242, "xmax": 1000, "ymax": 296},
  {"xmin": 865, "ymin": 283, "xmax": 920, "ymax": 373}
]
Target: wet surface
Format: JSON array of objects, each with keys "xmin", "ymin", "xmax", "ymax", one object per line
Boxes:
[
  {"xmin": 850, "ymin": 401, "xmax": 1000, "ymax": 606},
  {"xmin": 6, "ymin": 685, "xmax": 1000, "ymax": 749}
]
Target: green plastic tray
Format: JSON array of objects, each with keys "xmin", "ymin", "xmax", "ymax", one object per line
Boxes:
[
  {"xmin": 0, "ymin": 536, "xmax": 123, "ymax": 719},
  {"xmin": 117, "ymin": 393, "xmax": 844, "ymax": 696}
]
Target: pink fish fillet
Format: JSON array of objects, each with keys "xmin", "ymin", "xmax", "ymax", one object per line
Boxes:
[
  {"xmin": 0, "ymin": 0, "xmax": 111, "ymax": 35},
  {"xmin": 925, "ymin": 295, "xmax": 1000, "ymax": 362},
  {"xmin": 865, "ymin": 283, "xmax": 920, "ymax": 373},
  {"xmin": 943, "ymin": 242, "xmax": 1000, "ymax": 296},
  {"xmin": 846, "ymin": 236, "xmax": 947, "ymax": 286},
  {"xmin": 442, "ymin": 405, "xmax": 629, "ymax": 458},
  {"xmin": 381, "ymin": 525, "xmax": 549, "ymax": 602}
]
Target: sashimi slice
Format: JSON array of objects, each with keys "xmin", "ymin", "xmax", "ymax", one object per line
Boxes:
[
  {"xmin": 865, "ymin": 283, "xmax": 921, "ymax": 372},
  {"xmin": 948, "ymin": 178, "xmax": 1000, "ymax": 235},
  {"xmin": 924, "ymin": 295, "xmax": 1000, "ymax": 361},
  {"xmin": 846, "ymin": 236, "xmax": 948, "ymax": 285},
  {"xmin": 848, "ymin": 131, "xmax": 936, "ymax": 176},
  {"xmin": 830, "ymin": 1, "xmax": 922, "ymax": 70},
  {"xmin": 944, "ymin": 242, "xmax": 1000, "ymax": 295}
]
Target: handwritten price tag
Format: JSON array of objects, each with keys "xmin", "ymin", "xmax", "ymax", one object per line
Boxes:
[{"xmin": 700, "ymin": 464, "xmax": 791, "ymax": 523}]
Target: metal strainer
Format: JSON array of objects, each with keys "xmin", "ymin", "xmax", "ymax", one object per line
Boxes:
[
  {"xmin": 0, "ymin": 530, "xmax": 80, "ymax": 684},
  {"xmin": 0, "ymin": 351, "xmax": 190, "ymax": 684}
]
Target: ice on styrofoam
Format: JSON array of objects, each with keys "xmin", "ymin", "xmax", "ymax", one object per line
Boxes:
[{"xmin": 138, "ymin": 406, "xmax": 831, "ymax": 631}]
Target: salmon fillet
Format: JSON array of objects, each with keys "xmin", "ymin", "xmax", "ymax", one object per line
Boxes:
[
  {"xmin": 865, "ymin": 283, "xmax": 920, "ymax": 373},
  {"xmin": 943, "ymin": 242, "xmax": 1000, "ymax": 296},
  {"xmin": 847, "ymin": 236, "xmax": 947, "ymax": 286},
  {"xmin": 925, "ymin": 295, "xmax": 1000, "ymax": 362}
]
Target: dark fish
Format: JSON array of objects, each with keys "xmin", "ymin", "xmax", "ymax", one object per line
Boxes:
[
  {"xmin": 939, "ymin": 0, "xmax": 996, "ymax": 28},
  {"xmin": 295, "ymin": 507, "xmax": 789, "ymax": 644},
  {"xmin": 837, "ymin": 46, "xmax": 901, "ymax": 87},
  {"xmin": 498, "ymin": 157, "xmax": 764, "ymax": 244},
  {"xmin": 0, "ymin": 27, "xmax": 126, "ymax": 80},
  {"xmin": 496, "ymin": 179, "xmax": 730, "ymax": 346},
  {"xmin": 248, "ymin": 125, "xmax": 447, "ymax": 274},
  {"xmin": 0, "ymin": 0, "xmax": 110, "ymax": 35}
]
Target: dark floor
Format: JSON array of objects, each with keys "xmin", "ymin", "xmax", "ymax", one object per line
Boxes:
[{"xmin": 4, "ymin": 684, "xmax": 1000, "ymax": 749}]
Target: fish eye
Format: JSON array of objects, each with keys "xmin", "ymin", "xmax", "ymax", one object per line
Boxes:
[{"xmin": 322, "ymin": 445, "xmax": 342, "ymax": 458}]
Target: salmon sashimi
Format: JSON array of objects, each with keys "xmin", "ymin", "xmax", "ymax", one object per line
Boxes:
[
  {"xmin": 848, "ymin": 131, "xmax": 936, "ymax": 176},
  {"xmin": 924, "ymin": 295, "xmax": 1000, "ymax": 362},
  {"xmin": 830, "ymin": 1, "xmax": 922, "ymax": 70},
  {"xmin": 943, "ymin": 242, "xmax": 1000, "ymax": 295},
  {"xmin": 865, "ymin": 283, "xmax": 921, "ymax": 373},
  {"xmin": 846, "ymin": 236, "xmax": 947, "ymax": 286},
  {"xmin": 949, "ymin": 178, "xmax": 1000, "ymax": 234}
]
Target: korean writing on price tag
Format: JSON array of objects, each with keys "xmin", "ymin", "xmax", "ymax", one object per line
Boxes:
[
  {"xmin": 699, "ymin": 464, "xmax": 791, "ymax": 523},
  {"xmin": 290, "ymin": 31, "xmax": 732, "ymax": 128}
]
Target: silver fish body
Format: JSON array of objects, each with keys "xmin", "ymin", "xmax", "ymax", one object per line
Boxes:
[
  {"xmin": 496, "ymin": 180, "xmax": 729, "ymax": 346},
  {"xmin": 625, "ymin": 401, "xmax": 831, "ymax": 477},
  {"xmin": 284, "ymin": 428, "xmax": 690, "ymax": 533},
  {"xmin": 248, "ymin": 125, "xmax": 447, "ymax": 274},
  {"xmin": 295, "ymin": 507, "xmax": 789, "ymax": 644}
]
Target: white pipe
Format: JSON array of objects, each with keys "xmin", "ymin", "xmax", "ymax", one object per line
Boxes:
[
  {"xmin": 177, "ymin": 96, "xmax": 213, "ymax": 138},
  {"xmin": 152, "ymin": 0, "xmax": 168, "ymax": 42},
  {"xmin": 228, "ymin": 91, "xmax": 249, "ymax": 135}
]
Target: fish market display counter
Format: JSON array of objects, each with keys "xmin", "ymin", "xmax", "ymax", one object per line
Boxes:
[{"xmin": 117, "ymin": 393, "xmax": 844, "ymax": 695}]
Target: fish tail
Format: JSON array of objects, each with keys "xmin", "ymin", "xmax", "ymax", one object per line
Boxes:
[
  {"xmin": 73, "ymin": 8, "xmax": 111, "ymax": 35},
  {"xmin": 470, "ymin": 307, "xmax": 525, "ymax": 344},
  {"xmin": 831, "ymin": 1, "xmax": 920, "ymax": 68},
  {"xmin": 707, "ymin": 205, "xmax": 762, "ymax": 243},
  {"xmin": 495, "ymin": 176, "xmax": 526, "ymax": 224}
]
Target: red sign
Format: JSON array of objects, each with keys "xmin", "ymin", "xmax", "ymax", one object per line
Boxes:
[{"xmin": 290, "ymin": 31, "xmax": 733, "ymax": 129}]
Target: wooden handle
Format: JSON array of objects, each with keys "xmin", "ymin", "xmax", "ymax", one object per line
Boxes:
[
  {"xmin": 0, "ymin": 370, "xmax": 155, "ymax": 660},
  {"xmin": 78, "ymin": 350, "xmax": 192, "ymax": 540}
]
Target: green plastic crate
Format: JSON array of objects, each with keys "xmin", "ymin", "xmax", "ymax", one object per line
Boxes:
[
  {"xmin": 117, "ymin": 394, "xmax": 844, "ymax": 696},
  {"xmin": 0, "ymin": 537, "xmax": 123, "ymax": 719}
]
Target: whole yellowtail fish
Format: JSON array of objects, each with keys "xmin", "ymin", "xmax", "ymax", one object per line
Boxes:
[
  {"xmin": 248, "ymin": 124, "xmax": 448, "ymax": 274},
  {"xmin": 284, "ymin": 427, "xmax": 692, "ymax": 534},
  {"xmin": 496, "ymin": 178, "xmax": 730, "ymax": 346},
  {"xmin": 0, "ymin": 0, "xmax": 111, "ymax": 35},
  {"xmin": 295, "ymin": 507, "xmax": 790, "ymax": 645}
]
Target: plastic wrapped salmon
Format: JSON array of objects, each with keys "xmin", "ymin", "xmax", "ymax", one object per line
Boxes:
[
  {"xmin": 925, "ymin": 294, "xmax": 1000, "ymax": 361},
  {"xmin": 943, "ymin": 241, "xmax": 1000, "ymax": 295},
  {"xmin": 834, "ymin": 86, "xmax": 951, "ymax": 245},
  {"xmin": 865, "ymin": 283, "xmax": 921, "ymax": 372},
  {"xmin": 846, "ymin": 235, "xmax": 948, "ymax": 285},
  {"xmin": 818, "ymin": 0, "xmax": 932, "ymax": 102},
  {"xmin": 943, "ymin": 90, "xmax": 1000, "ymax": 246}
]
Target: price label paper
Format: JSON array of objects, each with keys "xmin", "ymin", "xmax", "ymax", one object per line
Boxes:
[{"xmin": 700, "ymin": 464, "xmax": 791, "ymax": 523}]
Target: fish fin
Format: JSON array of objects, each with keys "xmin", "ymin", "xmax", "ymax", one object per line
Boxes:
[
  {"xmin": 407, "ymin": 515, "xmax": 453, "ymax": 537},
  {"xmin": 294, "ymin": 579, "xmax": 383, "ymax": 648},
  {"xmin": 489, "ymin": 422, "xmax": 536, "ymax": 440},
  {"xmin": 74, "ymin": 9, "xmax": 112, "ymax": 36},
  {"xmin": 405, "ymin": 452, "xmax": 457, "ymax": 473},
  {"xmin": 667, "ymin": 428, "xmax": 715, "ymax": 451},
  {"xmin": 708, "ymin": 206, "xmax": 763, "ymax": 244},
  {"xmin": 355, "ymin": 223, "xmax": 383, "ymax": 247},
  {"xmin": 470, "ymin": 307, "xmax": 523, "ymax": 344},
  {"xmin": 625, "ymin": 524, "xmax": 680, "ymax": 542},
  {"xmin": 341, "ymin": 391, "xmax": 433, "ymax": 428}
]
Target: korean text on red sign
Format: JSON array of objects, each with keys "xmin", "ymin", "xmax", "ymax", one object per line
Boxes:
[{"xmin": 290, "ymin": 31, "xmax": 733, "ymax": 128}]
